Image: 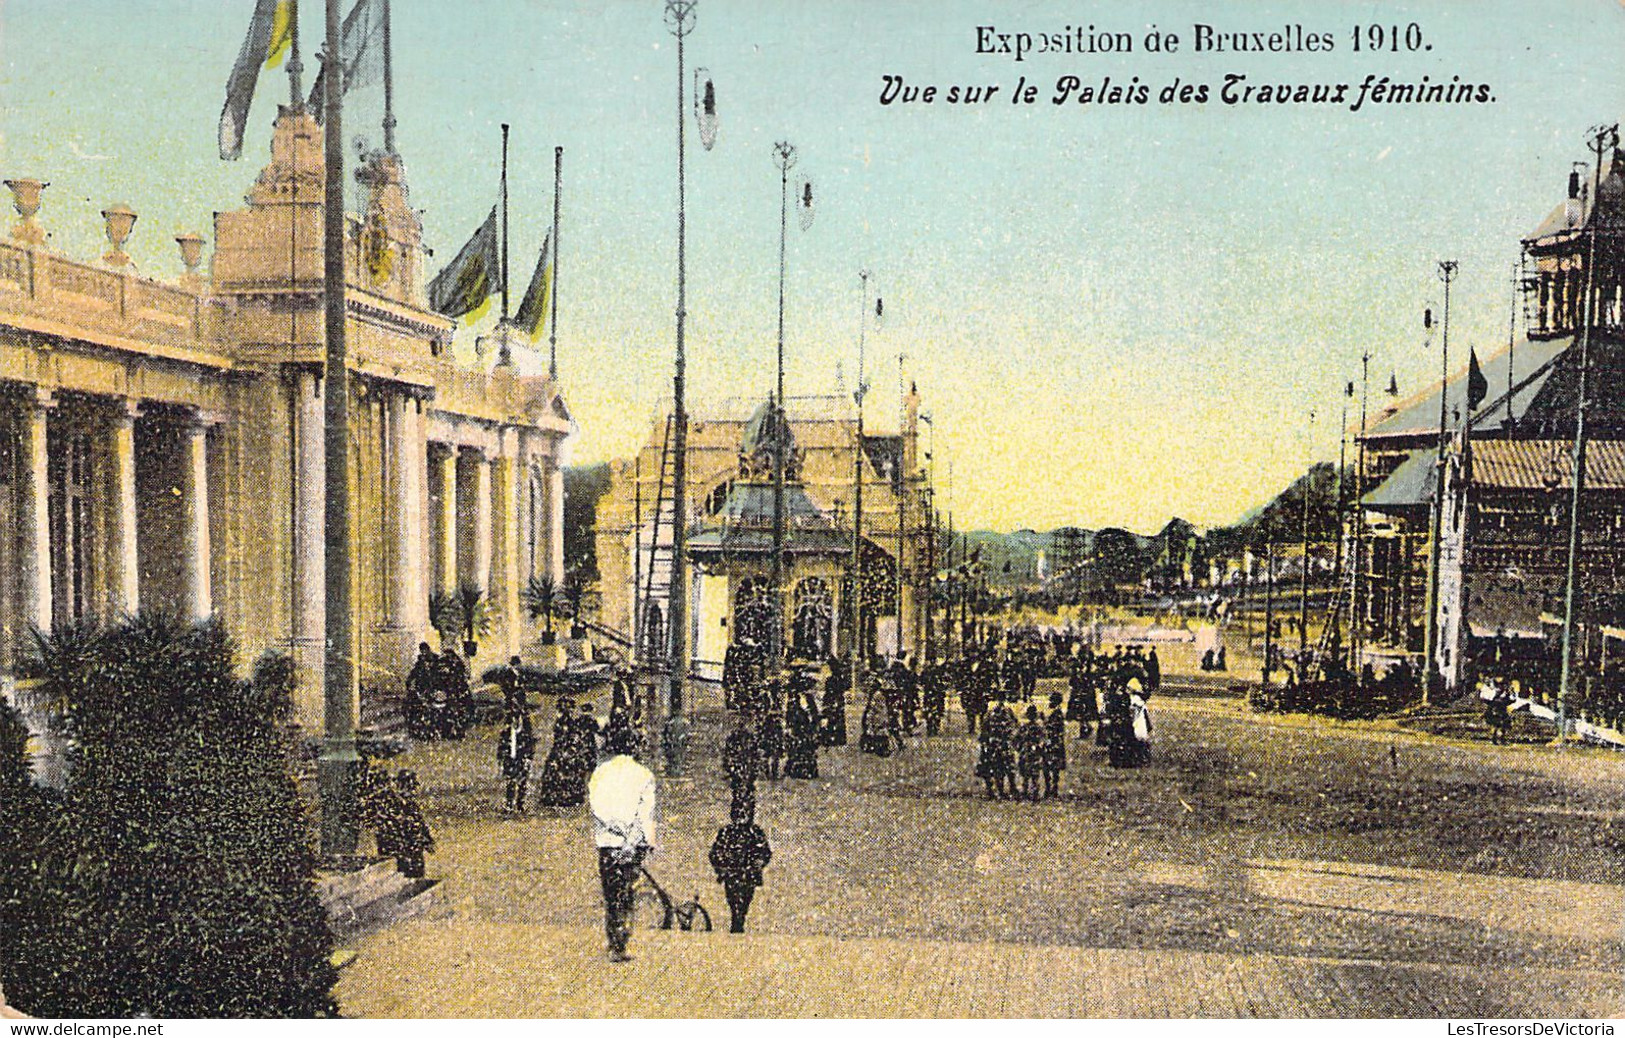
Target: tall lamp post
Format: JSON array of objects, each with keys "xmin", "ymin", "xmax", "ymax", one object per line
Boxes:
[
  {"xmin": 319, "ymin": 0, "xmax": 359, "ymax": 860},
  {"xmin": 850, "ymin": 270, "xmax": 876, "ymax": 703},
  {"xmin": 770, "ymin": 140, "xmax": 810, "ymax": 675},
  {"xmin": 1421, "ymin": 260, "xmax": 1457, "ymax": 704},
  {"xmin": 662, "ymin": 0, "xmax": 700, "ymax": 773},
  {"xmin": 1557, "ymin": 123, "xmax": 1619, "ymax": 744}
]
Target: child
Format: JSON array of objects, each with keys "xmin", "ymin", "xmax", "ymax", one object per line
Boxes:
[{"xmin": 708, "ymin": 799, "xmax": 773, "ymax": 934}]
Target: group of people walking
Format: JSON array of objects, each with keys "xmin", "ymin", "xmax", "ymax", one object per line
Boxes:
[
  {"xmin": 502, "ymin": 685, "xmax": 644, "ymax": 813},
  {"xmin": 974, "ymin": 694, "xmax": 1070, "ymax": 800}
]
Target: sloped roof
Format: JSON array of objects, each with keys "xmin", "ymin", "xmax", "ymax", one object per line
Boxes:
[
  {"xmin": 1362, "ymin": 449, "xmax": 1435, "ymax": 513},
  {"xmin": 707, "ymin": 480, "xmax": 828, "ymax": 525},
  {"xmin": 741, "ymin": 399, "xmax": 796, "ymax": 458},
  {"xmin": 1362, "ymin": 439, "xmax": 1625, "ymax": 515},
  {"xmin": 688, "ymin": 525, "xmax": 856, "ymax": 557},
  {"xmin": 1361, "ymin": 335, "xmax": 1572, "ymax": 442},
  {"xmin": 1471, "ymin": 439, "xmax": 1625, "ymax": 491}
]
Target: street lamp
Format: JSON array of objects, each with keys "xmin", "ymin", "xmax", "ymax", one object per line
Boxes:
[
  {"xmin": 850, "ymin": 270, "xmax": 877, "ymax": 701},
  {"xmin": 1556, "ymin": 122, "xmax": 1619, "ymax": 747},
  {"xmin": 660, "ymin": 0, "xmax": 706, "ymax": 774},
  {"xmin": 1422, "ymin": 260, "xmax": 1457, "ymax": 704},
  {"xmin": 770, "ymin": 140, "xmax": 812, "ymax": 676}
]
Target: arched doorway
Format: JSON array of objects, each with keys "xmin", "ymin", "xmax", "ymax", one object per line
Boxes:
[
  {"xmin": 791, "ymin": 577, "xmax": 833, "ymax": 661},
  {"xmin": 732, "ymin": 575, "xmax": 774, "ymax": 648}
]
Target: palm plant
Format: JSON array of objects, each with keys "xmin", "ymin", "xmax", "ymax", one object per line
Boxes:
[
  {"xmin": 454, "ymin": 582, "xmax": 492, "ymax": 656},
  {"xmin": 428, "ymin": 589, "xmax": 462, "ymax": 645},
  {"xmin": 561, "ymin": 569, "xmax": 590, "ymax": 634},
  {"xmin": 522, "ymin": 574, "xmax": 560, "ymax": 642}
]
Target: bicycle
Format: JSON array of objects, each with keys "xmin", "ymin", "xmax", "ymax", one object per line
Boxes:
[{"xmin": 635, "ymin": 865, "xmax": 712, "ymax": 932}]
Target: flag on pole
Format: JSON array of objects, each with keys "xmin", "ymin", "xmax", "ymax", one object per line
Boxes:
[
  {"xmin": 307, "ymin": 0, "xmax": 385, "ymax": 120},
  {"xmin": 427, "ymin": 207, "xmax": 501, "ymax": 321},
  {"xmin": 1466, "ymin": 348, "xmax": 1488, "ymax": 412},
  {"xmin": 219, "ymin": 0, "xmax": 296, "ymax": 160},
  {"xmin": 513, "ymin": 232, "xmax": 553, "ymax": 342}
]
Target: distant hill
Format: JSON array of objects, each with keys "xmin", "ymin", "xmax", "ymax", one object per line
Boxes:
[{"xmin": 952, "ymin": 529, "xmax": 1054, "ymax": 586}]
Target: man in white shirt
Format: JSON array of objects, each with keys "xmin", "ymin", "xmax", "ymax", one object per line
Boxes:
[{"xmin": 588, "ymin": 727, "xmax": 656, "ymax": 962}]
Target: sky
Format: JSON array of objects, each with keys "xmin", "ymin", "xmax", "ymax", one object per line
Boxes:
[{"xmin": 3, "ymin": 0, "xmax": 1625, "ymax": 534}]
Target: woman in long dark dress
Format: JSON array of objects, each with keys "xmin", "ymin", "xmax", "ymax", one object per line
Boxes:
[
  {"xmin": 821, "ymin": 662, "xmax": 849, "ymax": 747},
  {"xmin": 535, "ymin": 696, "xmax": 579, "ymax": 807},
  {"xmin": 783, "ymin": 695, "xmax": 820, "ymax": 779}
]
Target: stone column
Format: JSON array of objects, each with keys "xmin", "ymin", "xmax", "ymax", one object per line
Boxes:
[
  {"xmin": 18, "ymin": 391, "xmax": 53, "ymax": 636},
  {"xmin": 516, "ymin": 438, "xmax": 535, "ymax": 585},
  {"xmin": 385, "ymin": 390, "xmax": 427, "ymax": 660},
  {"xmin": 180, "ymin": 413, "xmax": 213, "ymax": 621},
  {"xmin": 431, "ymin": 444, "xmax": 458, "ymax": 596},
  {"xmin": 545, "ymin": 455, "xmax": 565, "ymax": 581},
  {"xmin": 107, "ymin": 399, "xmax": 140, "ymax": 616},
  {"xmin": 291, "ymin": 371, "xmax": 325, "ymax": 729},
  {"xmin": 494, "ymin": 433, "xmax": 522, "ymax": 657},
  {"xmin": 472, "ymin": 448, "xmax": 493, "ymax": 595}
]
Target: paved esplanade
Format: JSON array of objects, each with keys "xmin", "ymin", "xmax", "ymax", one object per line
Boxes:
[{"xmin": 337, "ymin": 686, "xmax": 1625, "ymax": 1017}]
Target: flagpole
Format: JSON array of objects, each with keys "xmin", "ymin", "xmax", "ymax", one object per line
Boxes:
[
  {"xmin": 896, "ymin": 351, "xmax": 906, "ymax": 659},
  {"xmin": 549, "ymin": 145, "xmax": 562, "ymax": 380},
  {"xmin": 382, "ymin": 0, "xmax": 396, "ymax": 154},
  {"xmin": 1352, "ymin": 351, "xmax": 1370, "ymax": 687},
  {"xmin": 500, "ymin": 124, "xmax": 510, "ymax": 322},
  {"xmin": 319, "ymin": 0, "xmax": 359, "ymax": 862},
  {"xmin": 288, "ymin": 0, "xmax": 304, "ymax": 105},
  {"xmin": 851, "ymin": 269, "xmax": 871, "ymax": 705}
]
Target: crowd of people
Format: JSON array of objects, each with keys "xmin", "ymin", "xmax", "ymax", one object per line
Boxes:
[{"xmin": 376, "ymin": 626, "xmax": 1173, "ymax": 960}]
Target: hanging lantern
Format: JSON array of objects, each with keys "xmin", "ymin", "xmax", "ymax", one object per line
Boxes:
[
  {"xmin": 799, "ymin": 178, "xmax": 814, "ymax": 231},
  {"xmin": 695, "ymin": 69, "xmax": 718, "ymax": 151}
]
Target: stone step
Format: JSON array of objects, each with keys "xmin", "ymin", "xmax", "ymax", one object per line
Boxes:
[
  {"xmin": 320, "ymin": 856, "xmax": 441, "ymax": 940},
  {"xmin": 332, "ymin": 877, "xmax": 439, "ymax": 941},
  {"xmin": 318, "ymin": 857, "xmax": 403, "ymax": 909}
]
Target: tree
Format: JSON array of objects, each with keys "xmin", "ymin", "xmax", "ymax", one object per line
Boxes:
[
  {"xmin": 1092, "ymin": 527, "xmax": 1148, "ymax": 588},
  {"xmin": 0, "ymin": 694, "xmax": 55, "ymax": 1013},
  {"xmin": 563, "ymin": 462, "xmax": 613, "ymax": 582},
  {"xmin": 3, "ymin": 614, "xmax": 338, "ymax": 1017}
]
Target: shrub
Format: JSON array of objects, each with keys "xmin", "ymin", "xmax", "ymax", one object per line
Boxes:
[{"xmin": 1, "ymin": 614, "xmax": 337, "ymax": 1017}]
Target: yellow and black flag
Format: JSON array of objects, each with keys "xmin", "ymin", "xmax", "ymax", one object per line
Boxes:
[
  {"xmin": 427, "ymin": 207, "xmax": 502, "ymax": 322},
  {"xmin": 219, "ymin": 0, "xmax": 296, "ymax": 160},
  {"xmin": 307, "ymin": 0, "xmax": 385, "ymax": 122},
  {"xmin": 512, "ymin": 232, "xmax": 552, "ymax": 342}
]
